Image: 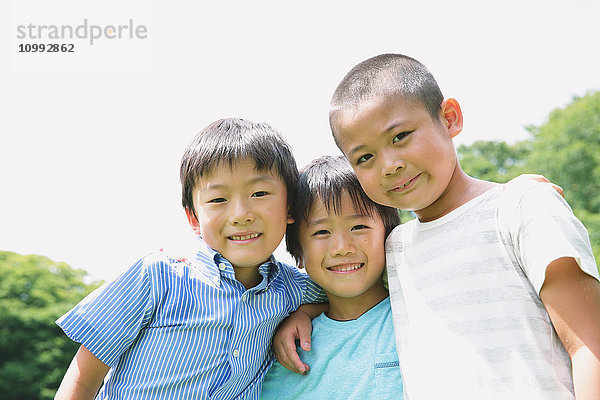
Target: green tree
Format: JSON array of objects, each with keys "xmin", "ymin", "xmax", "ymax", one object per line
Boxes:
[
  {"xmin": 525, "ymin": 91, "xmax": 600, "ymax": 214},
  {"xmin": 0, "ymin": 251, "xmax": 103, "ymax": 400},
  {"xmin": 457, "ymin": 139, "xmax": 530, "ymax": 183}
]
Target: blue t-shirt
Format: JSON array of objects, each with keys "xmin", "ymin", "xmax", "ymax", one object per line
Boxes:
[
  {"xmin": 56, "ymin": 240, "xmax": 325, "ymax": 399},
  {"xmin": 260, "ymin": 297, "xmax": 403, "ymax": 400}
]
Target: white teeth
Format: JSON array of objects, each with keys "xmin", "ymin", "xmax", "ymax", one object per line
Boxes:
[
  {"xmin": 399, "ymin": 179, "xmax": 412, "ymax": 189},
  {"xmin": 230, "ymin": 233, "xmax": 260, "ymax": 241},
  {"xmin": 330, "ymin": 263, "xmax": 362, "ymax": 272}
]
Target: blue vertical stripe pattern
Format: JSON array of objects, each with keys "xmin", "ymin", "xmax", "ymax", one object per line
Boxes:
[{"xmin": 56, "ymin": 240, "xmax": 325, "ymax": 399}]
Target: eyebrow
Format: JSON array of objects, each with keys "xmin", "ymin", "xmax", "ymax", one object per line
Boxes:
[
  {"xmin": 201, "ymin": 175, "xmax": 277, "ymax": 192},
  {"xmin": 307, "ymin": 213, "xmax": 369, "ymax": 226},
  {"xmin": 347, "ymin": 120, "xmax": 409, "ymax": 157}
]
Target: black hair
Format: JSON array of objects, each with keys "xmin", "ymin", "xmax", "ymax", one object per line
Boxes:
[
  {"xmin": 286, "ymin": 155, "xmax": 400, "ymax": 263},
  {"xmin": 180, "ymin": 118, "xmax": 298, "ymax": 218},
  {"xmin": 329, "ymin": 53, "xmax": 444, "ymax": 142}
]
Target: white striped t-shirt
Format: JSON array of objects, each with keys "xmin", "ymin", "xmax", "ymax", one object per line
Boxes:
[
  {"xmin": 57, "ymin": 239, "xmax": 325, "ymax": 399},
  {"xmin": 385, "ymin": 182, "xmax": 599, "ymax": 399}
]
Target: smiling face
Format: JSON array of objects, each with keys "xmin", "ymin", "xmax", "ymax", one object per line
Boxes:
[
  {"xmin": 186, "ymin": 158, "xmax": 292, "ymax": 273},
  {"xmin": 298, "ymin": 191, "xmax": 387, "ymax": 304},
  {"xmin": 333, "ymin": 95, "xmax": 465, "ymax": 222}
]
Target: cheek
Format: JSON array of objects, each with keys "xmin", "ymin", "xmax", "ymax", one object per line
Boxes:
[
  {"xmin": 355, "ymin": 170, "xmax": 379, "ymax": 195},
  {"xmin": 197, "ymin": 214, "xmax": 220, "ymax": 237},
  {"xmin": 301, "ymin": 243, "xmax": 323, "ymax": 268}
]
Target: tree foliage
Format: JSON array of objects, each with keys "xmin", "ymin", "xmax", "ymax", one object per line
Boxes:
[
  {"xmin": 458, "ymin": 91, "xmax": 600, "ymax": 266},
  {"xmin": 0, "ymin": 251, "xmax": 102, "ymax": 400},
  {"xmin": 525, "ymin": 91, "xmax": 600, "ymax": 214},
  {"xmin": 458, "ymin": 140, "xmax": 530, "ymax": 183}
]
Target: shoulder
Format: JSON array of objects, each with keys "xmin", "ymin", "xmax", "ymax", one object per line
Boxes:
[
  {"xmin": 137, "ymin": 251, "xmax": 186, "ymax": 273},
  {"xmin": 502, "ymin": 180, "xmax": 564, "ymax": 208},
  {"xmin": 127, "ymin": 250, "xmax": 209, "ymax": 285},
  {"xmin": 274, "ymin": 260, "xmax": 307, "ymax": 281},
  {"xmin": 385, "ymin": 220, "xmax": 415, "ymax": 248},
  {"xmin": 271, "ymin": 261, "xmax": 311, "ymax": 293}
]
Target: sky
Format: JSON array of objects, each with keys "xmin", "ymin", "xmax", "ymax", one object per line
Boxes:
[{"xmin": 1, "ymin": 0, "xmax": 599, "ymax": 281}]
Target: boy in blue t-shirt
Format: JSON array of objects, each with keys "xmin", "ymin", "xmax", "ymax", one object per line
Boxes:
[
  {"xmin": 260, "ymin": 155, "xmax": 403, "ymax": 399},
  {"xmin": 54, "ymin": 118, "xmax": 324, "ymax": 399}
]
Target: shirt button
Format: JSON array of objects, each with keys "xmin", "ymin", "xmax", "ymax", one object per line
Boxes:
[
  {"xmin": 233, "ymin": 349, "xmax": 239, "ymax": 357},
  {"xmin": 218, "ymin": 263, "xmax": 227, "ymax": 271}
]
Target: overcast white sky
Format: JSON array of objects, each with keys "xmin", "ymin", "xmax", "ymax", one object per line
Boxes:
[{"xmin": 2, "ymin": 0, "xmax": 599, "ymax": 281}]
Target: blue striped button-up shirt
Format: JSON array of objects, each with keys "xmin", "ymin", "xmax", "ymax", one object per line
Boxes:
[{"xmin": 56, "ymin": 240, "xmax": 324, "ymax": 399}]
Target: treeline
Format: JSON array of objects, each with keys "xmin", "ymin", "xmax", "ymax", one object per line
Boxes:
[
  {"xmin": 458, "ymin": 91, "xmax": 600, "ymax": 268},
  {"xmin": 0, "ymin": 251, "xmax": 103, "ymax": 400}
]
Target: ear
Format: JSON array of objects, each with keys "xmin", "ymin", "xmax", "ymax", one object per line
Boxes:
[
  {"xmin": 287, "ymin": 213, "xmax": 295, "ymax": 225},
  {"xmin": 441, "ymin": 98, "xmax": 463, "ymax": 138},
  {"xmin": 185, "ymin": 208, "xmax": 202, "ymax": 236},
  {"xmin": 296, "ymin": 256, "xmax": 304, "ymax": 270}
]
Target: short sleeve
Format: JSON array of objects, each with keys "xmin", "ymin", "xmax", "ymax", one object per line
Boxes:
[
  {"xmin": 301, "ymin": 273, "xmax": 327, "ymax": 305},
  {"xmin": 510, "ymin": 182, "xmax": 599, "ymax": 293},
  {"xmin": 276, "ymin": 263, "xmax": 326, "ymax": 310},
  {"xmin": 56, "ymin": 256, "xmax": 155, "ymax": 367}
]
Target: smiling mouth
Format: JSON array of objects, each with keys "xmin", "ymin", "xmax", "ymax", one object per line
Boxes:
[
  {"xmin": 327, "ymin": 263, "xmax": 363, "ymax": 272},
  {"xmin": 228, "ymin": 233, "xmax": 261, "ymax": 241},
  {"xmin": 391, "ymin": 174, "xmax": 420, "ymax": 192}
]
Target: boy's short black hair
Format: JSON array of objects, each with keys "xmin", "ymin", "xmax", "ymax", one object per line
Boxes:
[
  {"xmin": 329, "ymin": 53, "xmax": 444, "ymax": 141},
  {"xmin": 180, "ymin": 118, "xmax": 298, "ymax": 218},
  {"xmin": 286, "ymin": 155, "xmax": 400, "ymax": 263}
]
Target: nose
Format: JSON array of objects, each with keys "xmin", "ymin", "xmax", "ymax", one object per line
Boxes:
[
  {"xmin": 329, "ymin": 231, "xmax": 356, "ymax": 257},
  {"xmin": 229, "ymin": 198, "xmax": 254, "ymax": 225},
  {"xmin": 381, "ymin": 148, "xmax": 405, "ymax": 176}
]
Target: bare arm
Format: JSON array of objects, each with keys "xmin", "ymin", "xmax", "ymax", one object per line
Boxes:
[
  {"xmin": 271, "ymin": 302, "xmax": 329, "ymax": 375},
  {"xmin": 54, "ymin": 345, "xmax": 109, "ymax": 400},
  {"xmin": 540, "ymin": 257, "xmax": 600, "ymax": 400}
]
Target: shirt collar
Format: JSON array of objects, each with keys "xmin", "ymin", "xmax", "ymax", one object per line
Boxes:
[{"xmin": 194, "ymin": 237, "xmax": 281, "ymax": 288}]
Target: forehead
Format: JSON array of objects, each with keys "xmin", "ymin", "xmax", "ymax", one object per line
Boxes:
[
  {"xmin": 306, "ymin": 191, "xmax": 374, "ymax": 222},
  {"xmin": 333, "ymin": 95, "xmax": 426, "ymax": 148},
  {"xmin": 196, "ymin": 158, "xmax": 282, "ymax": 189}
]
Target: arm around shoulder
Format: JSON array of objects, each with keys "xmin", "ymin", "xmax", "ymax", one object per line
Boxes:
[
  {"xmin": 271, "ymin": 302, "xmax": 329, "ymax": 375},
  {"xmin": 540, "ymin": 258, "xmax": 600, "ymax": 400},
  {"xmin": 54, "ymin": 345, "xmax": 109, "ymax": 400}
]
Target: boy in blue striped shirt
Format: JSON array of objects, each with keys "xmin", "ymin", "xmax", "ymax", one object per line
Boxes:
[{"xmin": 55, "ymin": 118, "xmax": 324, "ymax": 399}]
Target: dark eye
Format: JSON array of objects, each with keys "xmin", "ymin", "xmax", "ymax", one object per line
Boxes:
[
  {"xmin": 312, "ymin": 229, "xmax": 330, "ymax": 236},
  {"xmin": 252, "ymin": 191, "xmax": 268, "ymax": 198},
  {"xmin": 209, "ymin": 198, "xmax": 226, "ymax": 204},
  {"xmin": 357, "ymin": 154, "xmax": 373, "ymax": 164},
  {"xmin": 393, "ymin": 132, "xmax": 410, "ymax": 143},
  {"xmin": 351, "ymin": 224, "xmax": 369, "ymax": 231}
]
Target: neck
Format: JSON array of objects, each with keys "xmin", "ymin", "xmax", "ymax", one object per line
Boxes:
[
  {"xmin": 416, "ymin": 164, "xmax": 496, "ymax": 222},
  {"xmin": 234, "ymin": 267, "xmax": 263, "ymax": 290},
  {"xmin": 325, "ymin": 283, "xmax": 388, "ymax": 321}
]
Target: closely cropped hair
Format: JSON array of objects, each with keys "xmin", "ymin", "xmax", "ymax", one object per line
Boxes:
[
  {"xmin": 180, "ymin": 118, "xmax": 298, "ymax": 218},
  {"xmin": 329, "ymin": 53, "xmax": 444, "ymax": 140},
  {"xmin": 286, "ymin": 155, "xmax": 400, "ymax": 263}
]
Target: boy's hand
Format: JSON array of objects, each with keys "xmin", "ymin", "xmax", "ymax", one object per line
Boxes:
[
  {"xmin": 159, "ymin": 248, "xmax": 191, "ymax": 264},
  {"xmin": 509, "ymin": 174, "xmax": 564, "ymax": 198},
  {"xmin": 272, "ymin": 303, "xmax": 328, "ymax": 375}
]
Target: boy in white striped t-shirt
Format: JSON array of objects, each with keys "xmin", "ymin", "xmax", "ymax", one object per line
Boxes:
[
  {"xmin": 330, "ymin": 54, "xmax": 600, "ymax": 399},
  {"xmin": 55, "ymin": 118, "xmax": 325, "ymax": 399},
  {"xmin": 277, "ymin": 54, "xmax": 600, "ymax": 399}
]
